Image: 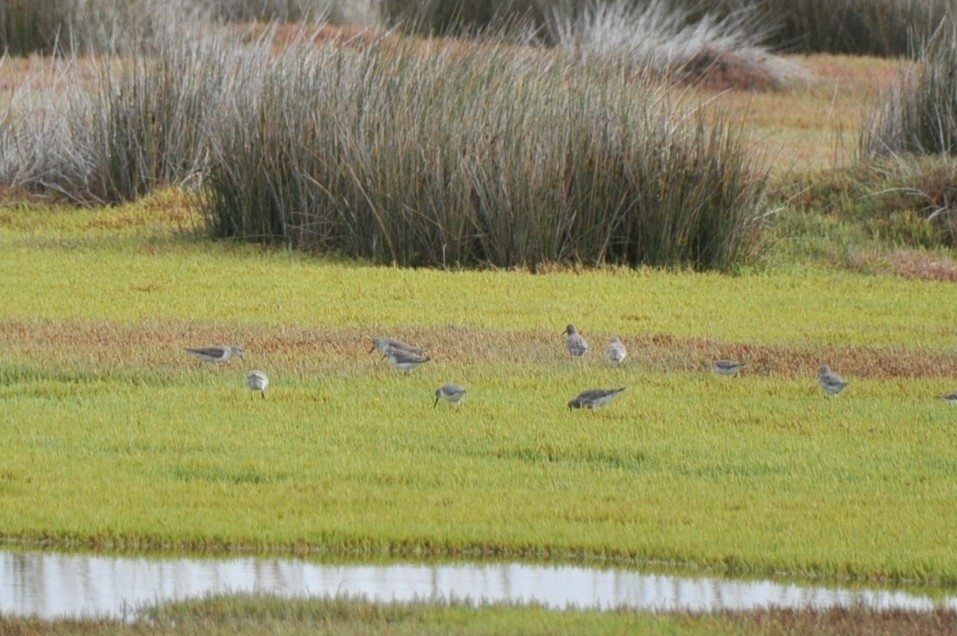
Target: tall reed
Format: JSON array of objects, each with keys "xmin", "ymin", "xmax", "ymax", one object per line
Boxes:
[
  {"xmin": 857, "ymin": 20, "xmax": 957, "ymax": 246},
  {"xmin": 380, "ymin": 0, "xmax": 950, "ymax": 58},
  {"xmin": 203, "ymin": 32, "xmax": 768, "ymax": 270},
  {"xmin": 0, "ymin": 13, "xmax": 243, "ymax": 203},
  {"xmin": 0, "ymin": 0, "xmax": 374, "ymax": 57},
  {"xmin": 862, "ymin": 19, "xmax": 957, "ymax": 158}
]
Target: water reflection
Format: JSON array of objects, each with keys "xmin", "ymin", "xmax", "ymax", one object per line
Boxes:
[{"xmin": 1, "ymin": 549, "xmax": 955, "ymax": 620}]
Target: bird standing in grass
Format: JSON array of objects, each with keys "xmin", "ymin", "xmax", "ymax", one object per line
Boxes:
[
  {"xmin": 385, "ymin": 348, "xmax": 431, "ymax": 374},
  {"xmin": 568, "ymin": 387, "xmax": 625, "ymax": 410},
  {"xmin": 605, "ymin": 336, "xmax": 627, "ymax": 366},
  {"xmin": 939, "ymin": 392, "xmax": 957, "ymax": 404},
  {"xmin": 245, "ymin": 370, "xmax": 269, "ymax": 399},
  {"xmin": 564, "ymin": 324, "xmax": 588, "ymax": 357},
  {"xmin": 185, "ymin": 345, "xmax": 243, "ymax": 364},
  {"xmin": 370, "ymin": 337, "xmax": 426, "ymax": 359},
  {"xmin": 818, "ymin": 365, "xmax": 848, "ymax": 397},
  {"xmin": 712, "ymin": 360, "xmax": 746, "ymax": 377},
  {"xmin": 434, "ymin": 383, "xmax": 466, "ymax": 407}
]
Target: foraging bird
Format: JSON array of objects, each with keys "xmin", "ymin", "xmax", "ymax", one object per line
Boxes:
[
  {"xmin": 185, "ymin": 345, "xmax": 243, "ymax": 364},
  {"xmin": 568, "ymin": 387, "xmax": 625, "ymax": 410},
  {"xmin": 385, "ymin": 348, "xmax": 431, "ymax": 374},
  {"xmin": 605, "ymin": 336, "xmax": 627, "ymax": 366},
  {"xmin": 245, "ymin": 370, "xmax": 269, "ymax": 399},
  {"xmin": 434, "ymin": 383, "xmax": 466, "ymax": 407},
  {"xmin": 818, "ymin": 365, "xmax": 848, "ymax": 397},
  {"xmin": 712, "ymin": 360, "xmax": 746, "ymax": 377},
  {"xmin": 563, "ymin": 324, "xmax": 588, "ymax": 357},
  {"xmin": 369, "ymin": 337, "xmax": 426, "ymax": 361},
  {"xmin": 939, "ymin": 392, "xmax": 957, "ymax": 404}
]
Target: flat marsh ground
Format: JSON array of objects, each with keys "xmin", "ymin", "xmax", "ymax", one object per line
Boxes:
[
  {"xmin": 3, "ymin": 51, "xmax": 957, "ymax": 633},
  {"xmin": 2, "ymin": 192, "xmax": 956, "ymax": 582}
]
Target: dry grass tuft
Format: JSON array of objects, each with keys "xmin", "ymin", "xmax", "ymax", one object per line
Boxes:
[{"xmin": 890, "ymin": 250, "xmax": 957, "ymax": 282}]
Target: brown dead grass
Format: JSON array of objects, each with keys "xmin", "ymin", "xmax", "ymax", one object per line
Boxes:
[
  {"xmin": 682, "ymin": 47, "xmax": 789, "ymax": 92},
  {"xmin": 3, "ymin": 318, "xmax": 955, "ymax": 381},
  {"xmin": 890, "ymin": 250, "xmax": 957, "ymax": 282},
  {"xmin": 721, "ymin": 606, "xmax": 957, "ymax": 636},
  {"xmin": 696, "ymin": 54, "xmax": 901, "ymax": 172}
]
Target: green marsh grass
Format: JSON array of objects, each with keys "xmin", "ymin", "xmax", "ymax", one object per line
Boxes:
[
  {"xmin": 3, "ymin": 357, "xmax": 957, "ymax": 581},
  {"xmin": 1, "ymin": 199, "xmax": 957, "ymax": 584},
  {"xmin": 10, "ymin": 594, "xmax": 957, "ymax": 636},
  {"xmin": 1, "ymin": 198, "xmax": 956, "ymax": 353}
]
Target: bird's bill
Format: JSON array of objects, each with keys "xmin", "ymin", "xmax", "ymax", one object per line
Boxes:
[{"xmin": 433, "ymin": 397, "xmax": 439, "ymax": 407}]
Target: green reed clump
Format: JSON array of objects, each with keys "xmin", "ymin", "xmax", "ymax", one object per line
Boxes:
[
  {"xmin": 0, "ymin": 0, "xmax": 68, "ymax": 56},
  {"xmin": 862, "ymin": 19, "xmax": 957, "ymax": 159},
  {"xmin": 382, "ymin": 0, "xmax": 795, "ymax": 89},
  {"xmin": 858, "ymin": 19, "xmax": 957, "ymax": 244},
  {"xmin": 0, "ymin": 18, "xmax": 250, "ymax": 203},
  {"xmin": 381, "ymin": 0, "xmax": 949, "ymax": 59},
  {"xmin": 203, "ymin": 34, "xmax": 768, "ymax": 271},
  {"xmin": 0, "ymin": 0, "xmax": 210, "ymax": 56},
  {"xmin": 753, "ymin": 0, "xmax": 948, "ymax": 57},
  {"xmin": 0, "ymin": 0, "xmax": 370, "ymax": 57},
  {"xmin": 81, "ymin": 27, "xmax": 255, "ymax": 203}
]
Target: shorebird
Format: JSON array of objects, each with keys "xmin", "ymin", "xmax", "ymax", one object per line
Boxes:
[
  {"xmin": 563, "ymin": 324, "xmax": 588, "ymax": 357},
  {"xmin": 712, "ymin": 360, "xmax": 746, "ymax": 377},
  {"xmin": 245, "ymin": 370, "xmax": 269, "ymax": 399},
  {"xmin": 369, "ymin": 337, "xmax": 426, "ymax": 362},
  {"xmin": 568, "ymin": 387, "xmax": 625, "ymax": 410},
  {"xmin": 434, "ymin": 383, "xmax": 466, "ymax": 407},
  {"xmin": 185, "ymin": 345, "xmax": 243, "ymax": 364},
  {"xmin": 939, "ymin": 392, "xmax": 957, "ymax": 404},
  {"xmin": 385, "ymin": 348, "xmax": 431, "ymax": 374},
  {"xmin": 605, "ymin": 336, "xmax": 627, "ymax": 366},
  {"xmin": 818, "ymin": 365, "xmax": 848, "ymax": 397}
]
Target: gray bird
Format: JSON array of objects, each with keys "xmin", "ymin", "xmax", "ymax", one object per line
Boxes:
[
  {"xmin": 712, "ymin": 360, "xmax": 746, "ymax": 377},
  {"xmin": 939, "ymin": 392, "xmax": 957, "ymax": 404},
  {"xmin": 385, "ymin": 348, "xmax": 431, "ymax": 374},
  {"xmin": 434, "ymin": 383, "xmax": 466, "ymax": 407},
  {"xmin": 563, "ymin": 324, "xmax": 588, "ymax": 357},
  {"xmin": 818, "ymin": 365, "xmax": 848, "ymax": 397},
  {"xmin": 605, "ymin": 336, "xmax": 627, "ymax": 366},
  {"xmin": 568, "ymin": 387, "xmax": 625, "ymax": 410},
  {"xmin": 245, "ymin": 370, "xmax": 269, "ymax": 399},
  {"xmin": 370, "ymin": 337, "xmax": 426, "ymax": 357},
  {"xmin": 185, "ymin": 345, "xmax": 243, "ymax": 364}
]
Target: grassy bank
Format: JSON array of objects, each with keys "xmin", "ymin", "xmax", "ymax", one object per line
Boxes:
[
  {"xmin": 6, "ymin": 594, "xmax": 957, "ymax": 635},
  {"xmin": 1, "ymin": 198, "xmax": 956, "ymax": 585}
]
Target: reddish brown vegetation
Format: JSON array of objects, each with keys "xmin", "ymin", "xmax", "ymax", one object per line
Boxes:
[
  {"xmin": 721, "ymin": 606, "xmax": 957, "ymax": 635},
  {"xmin": 891, "ymin": 250, "xmax": 957, "ymax": 282},
  {"xmin": 3, "ymin": 319, "xmax": 954, "ymax": 381}
]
